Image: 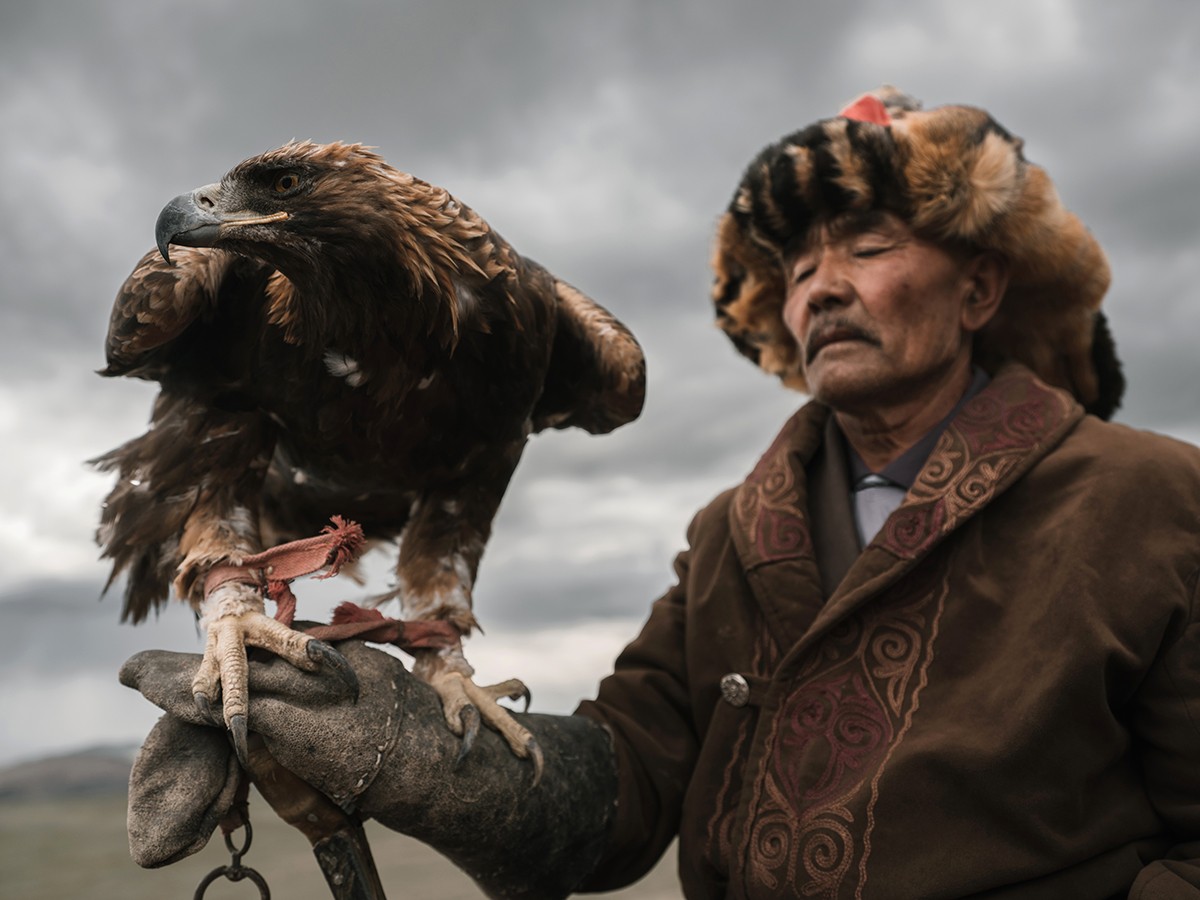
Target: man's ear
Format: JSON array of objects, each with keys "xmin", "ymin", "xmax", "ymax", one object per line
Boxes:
[{"xmin": 961, "ymin": 251, "xmax": 1009, "ymax": 332}]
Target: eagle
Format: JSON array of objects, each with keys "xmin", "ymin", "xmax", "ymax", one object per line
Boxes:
[{"xmin": 95, "ymin": 140, "xmax": 646, "ymax": 773}]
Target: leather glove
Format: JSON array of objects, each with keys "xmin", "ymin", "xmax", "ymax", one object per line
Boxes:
[{"xmin": 120, "ymin": 640, "xmax": 617, "ymax": 899}]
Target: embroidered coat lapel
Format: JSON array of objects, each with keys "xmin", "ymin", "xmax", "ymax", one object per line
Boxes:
[
  {"xmin": 728, "ymin": 401, "xmax": 831, "ymax": 649},
  {"xmin": 729, "ymin": 365, "xmax": 1084, "ymax": 656}
]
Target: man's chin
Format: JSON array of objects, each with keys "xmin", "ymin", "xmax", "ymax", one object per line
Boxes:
[
  {"xmin": 807, "ymin": 370, "xmax": 915, "ymax": 415},
  {"xmin": 807, "ymin": 357, "xmax": 969, "ymax": 415},
  {"xmin": 808, "ymin": 380, "xmax": 880, "ymax": 412},
  {"xmin": 805, "ymin": 360, "xmax": 884, "ymax": 410}
]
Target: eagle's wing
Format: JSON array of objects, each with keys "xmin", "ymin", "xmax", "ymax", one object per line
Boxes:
[
  {"xmin": 98, "ymin": 243, "xmax": 351, "ymax": 760},
  {"xmin": 94, "ymin": 392, "xmax": 274, "ymax": 622},
  {"xmin": 102, "ymin": 247, "xmax": 267, "ymax": 379},
  {"xmin": 95, "ymin": 246, "xmax": 280, "ymax": 621},
  {"xmin": 531, "ymin": 279, "xmax": 646, "ymax": 434}
]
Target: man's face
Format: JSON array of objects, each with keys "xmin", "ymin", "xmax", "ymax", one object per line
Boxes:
[{"xmin": 781, "ymin": 212, "xmax": 983, "ymax": 412}]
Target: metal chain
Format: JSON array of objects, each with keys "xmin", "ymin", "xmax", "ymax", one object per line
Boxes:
[{"xmin": 193, "ymin": 819, "xmax": 271, "ymax": 899}]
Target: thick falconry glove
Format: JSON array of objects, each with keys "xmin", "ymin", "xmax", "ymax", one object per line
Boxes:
[{"xmin": 120, "ymin": 640, "xmax": 617, "ymax": 899}]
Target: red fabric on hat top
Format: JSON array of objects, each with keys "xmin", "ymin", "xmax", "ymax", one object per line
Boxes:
[{"xmin": 839, "ymin": 94, "xmax": 892, "ymax": 125}]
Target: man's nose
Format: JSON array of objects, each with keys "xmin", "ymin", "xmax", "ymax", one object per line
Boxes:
[{"xmin": 805, "ymin": 259, "xmax": 852, "ymax": 312}]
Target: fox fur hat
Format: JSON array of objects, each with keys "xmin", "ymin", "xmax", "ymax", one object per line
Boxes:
[{"xmin": 712, "ymin": 87, "xmax": 1124, "ymax": 419}]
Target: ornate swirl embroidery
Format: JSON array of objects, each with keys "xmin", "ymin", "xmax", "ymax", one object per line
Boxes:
[
  {"xmin": 1002, "ymin": 401, "xmax": 1047, "ymax": 442},
  {"xmin": 773, "ymin": 671, "xmax": 892, "ymax": 805},
  {"xmin": 735, "ymin": 411, "xmax": 815, "ymax": 567},
  {"xmin": 955, "ymin": 389, "xmax": 1003, "ymax": 428},
  {"xmin": 742, "ymin": 568, "xmax": 949, "ymax": 898},
  {"xmin": 757, "ymin": 507, "xmax": 806, "ymax": 558},
  {"xmin": 878, "ymin": 503, "xmax": 941, "ymax": 556},
  {"xmin": 867, "ymin": 621, "xmax": 922, "ymax": 715},
  {"xmin": 749, "ymin": 808, "xmax": 794, "ymax": 890},
  {"xmin": 800, "ymin": 820, "xmax": 854, "ymax": 898},
  {"xmin": 877, "ymin": 368, "xmax": 1078, "ymax": 560},
  {"xmin": 916, "ymin": 447, "xmax": 961, "ymax": 489},
  {"xmin": 761, "ymin": 462, "xmax": 793, "ymax": 499}
]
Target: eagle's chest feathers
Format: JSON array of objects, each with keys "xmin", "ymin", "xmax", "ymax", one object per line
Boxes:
[
  {"xmin": 322, "ymin": 350, "xmax": 369, "ymax": 388},
  {"xmin": 249, "ymin": 232, "xmax": 542, "ymax": 481},
  {"xmin": 319, "ymin": 347, "xmax": 439, "ymax": 401}
]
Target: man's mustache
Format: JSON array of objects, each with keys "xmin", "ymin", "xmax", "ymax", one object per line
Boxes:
[{"xmin": 804, "ymin": 319, "xmax": 881, "ymax": 365}]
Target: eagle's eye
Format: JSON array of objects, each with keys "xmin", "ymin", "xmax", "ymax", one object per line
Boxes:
[{"xmin": 273, "ymin": 173, "xmax": 301, "ymax": 194}]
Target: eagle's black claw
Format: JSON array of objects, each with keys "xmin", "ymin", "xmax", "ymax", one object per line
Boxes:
[
  {"xmin": 518, "ymin": 684, "xmax": 532, "ymax": 713},
  {"xmin": 526, "ymin": 736, "xmax": 544, "ymax": 788},
  {"xmin": 194, "ymin": 691, "xmax": 215, "ymax": 723},
  {"xmin": 307, "ymin": 639, "xmax": 360, "ymax": 700},
  {"xmin": 456, "ymin": 705, "xmax": 481, "ymax": 767},
  {"xmin": 229, "ymin": 714, "xmax": 249, "ymax": 766}
]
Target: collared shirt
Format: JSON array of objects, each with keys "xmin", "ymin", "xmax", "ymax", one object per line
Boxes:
[{"xmin": 846, "ymin": 367, "xmax": 990, "ymax": 546}]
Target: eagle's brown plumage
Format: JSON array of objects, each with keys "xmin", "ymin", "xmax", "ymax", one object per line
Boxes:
[{"xmin": 95, "ymin": 140, "xmax": 646, "ymax": 766}]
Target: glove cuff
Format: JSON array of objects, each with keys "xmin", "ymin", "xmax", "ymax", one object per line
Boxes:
[{"xmin": 370, "ymin": 708, "xmax": 618, "ymax": 899}]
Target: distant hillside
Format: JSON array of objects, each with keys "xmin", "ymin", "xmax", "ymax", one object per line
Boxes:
[
  {"xmin": 0, "ymin": 743, "xmax": 135, "ymax": 800},
  {"xmin": 0, "ymin": 747, "xmax": 682, "ymax": 899}
]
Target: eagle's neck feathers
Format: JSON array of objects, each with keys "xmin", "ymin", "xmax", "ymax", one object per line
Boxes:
[{"xmin": 258, "ymin": 169, "xmax": 514, "ymax": 405}]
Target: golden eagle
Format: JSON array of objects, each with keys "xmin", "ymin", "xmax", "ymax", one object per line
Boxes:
[{"xmin": 96, "ymin": 141, "xmax": 646, "ymax": 771}]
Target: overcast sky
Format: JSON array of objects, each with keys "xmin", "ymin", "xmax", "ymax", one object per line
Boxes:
[{"xmin": 1, "ymin": 0, "xmax": 1198, "ymax": 766}]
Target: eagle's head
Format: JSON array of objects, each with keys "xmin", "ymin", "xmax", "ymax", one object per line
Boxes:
[
  {"xmin": 155, "ymin": 141, "xmax": 497, "ymax": 349},
  {"xmin": 155, "ymin": 141, "xmax": 458, "ymax": 284}
]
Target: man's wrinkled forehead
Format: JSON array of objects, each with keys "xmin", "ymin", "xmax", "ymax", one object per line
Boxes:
[{"xmin": 784, "ymin": 209, "xmax": 897, "ymax": 260}]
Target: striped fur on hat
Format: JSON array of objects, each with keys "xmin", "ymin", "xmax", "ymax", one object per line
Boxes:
[{"xmin": 712, "ymin": 87, "xmax": 1123, "ymax": 419}]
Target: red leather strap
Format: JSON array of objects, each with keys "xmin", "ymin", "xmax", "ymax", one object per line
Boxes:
[{"xmin": 303, "ymin": 602, "xmax": 460, "ymax": 652}]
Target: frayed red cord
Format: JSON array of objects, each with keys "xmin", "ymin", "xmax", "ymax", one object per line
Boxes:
[
  {"xmin": 204, "ymin": 516, "xmax": 368, "ymax": 602},
  {"xmin": 315, "ymin": 515, "xmax": 367, "ymax": 580},
  {"xmin": 201, "ymin": 516, "xmax": 458, "ymax": 652}
]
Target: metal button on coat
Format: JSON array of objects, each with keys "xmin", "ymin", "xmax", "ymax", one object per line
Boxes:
[{"xmin": 720, "ymin": 673, "xmax": 750, "ymax": 707}]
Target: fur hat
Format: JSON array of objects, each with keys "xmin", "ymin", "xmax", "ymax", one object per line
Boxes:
[{"xmin": 711, "ymin": 87, "xmax": 1124, "ymax": 419}]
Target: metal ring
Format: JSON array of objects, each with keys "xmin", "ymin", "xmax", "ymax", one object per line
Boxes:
[
  {"xmin": 194, "ymin": 864, "xmax": 271, "ymax": 899},
  {"xmin": 223, "ymin": 820, "xmax": 254, "ymax": 865}
]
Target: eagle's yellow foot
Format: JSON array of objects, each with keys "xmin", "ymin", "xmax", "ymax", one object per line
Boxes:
[
  {"xmin": 193, "ymin": 582, "xmax": 358, "ymax": 762},
  {"xmin": 415, "ymin": 649, "xmax": 544, "ymax": 786}
]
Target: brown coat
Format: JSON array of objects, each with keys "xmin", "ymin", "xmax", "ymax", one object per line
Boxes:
[{"xmin": 576, "ymin": 365, "xmax": 1200, "ymax": 899}]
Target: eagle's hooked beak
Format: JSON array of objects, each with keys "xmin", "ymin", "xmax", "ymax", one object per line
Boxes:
[
  {"xmin": 155, "ymin": 183, "xmax": 289, "ymax": 265},
  {"xmin": 155, "ymin": 184, "xmax": 223, "ymax": 265}
]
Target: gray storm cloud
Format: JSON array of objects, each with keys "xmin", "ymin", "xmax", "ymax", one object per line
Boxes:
[{"xmin": 1, "ymin": 0, "xmax": 1198, "ymax": 764}]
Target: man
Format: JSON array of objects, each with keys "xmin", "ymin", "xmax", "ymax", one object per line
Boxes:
[{"xmin": 123, "ymin": 90, "xmax": 1200, "ymax": 898}]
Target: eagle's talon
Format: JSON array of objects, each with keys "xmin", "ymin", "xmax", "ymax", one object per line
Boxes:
[
  {"xmin": 456, "ymin": 705, "xmax": 481, "ymax": 766},
  {"xmin": 306, "ymin": 639, "xmax": 360, "ymax": 699},
  {"xmin": 229, "ymin": 713, "xmax": 249, "ymax": 765},
  {"xmin": 517, "ymin": 684, "xmax": 532, "ymax": 713},
  {"xmin": 526, "ymin": 737, "xmax": 544, "ymax": 788},
  {"xmin": 419, "ymin": 657, "xmax": 542, "ymax": 777},
  {"xmin": 194, "ymin": 691, "xmax": 215, "ymax": 723}
]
